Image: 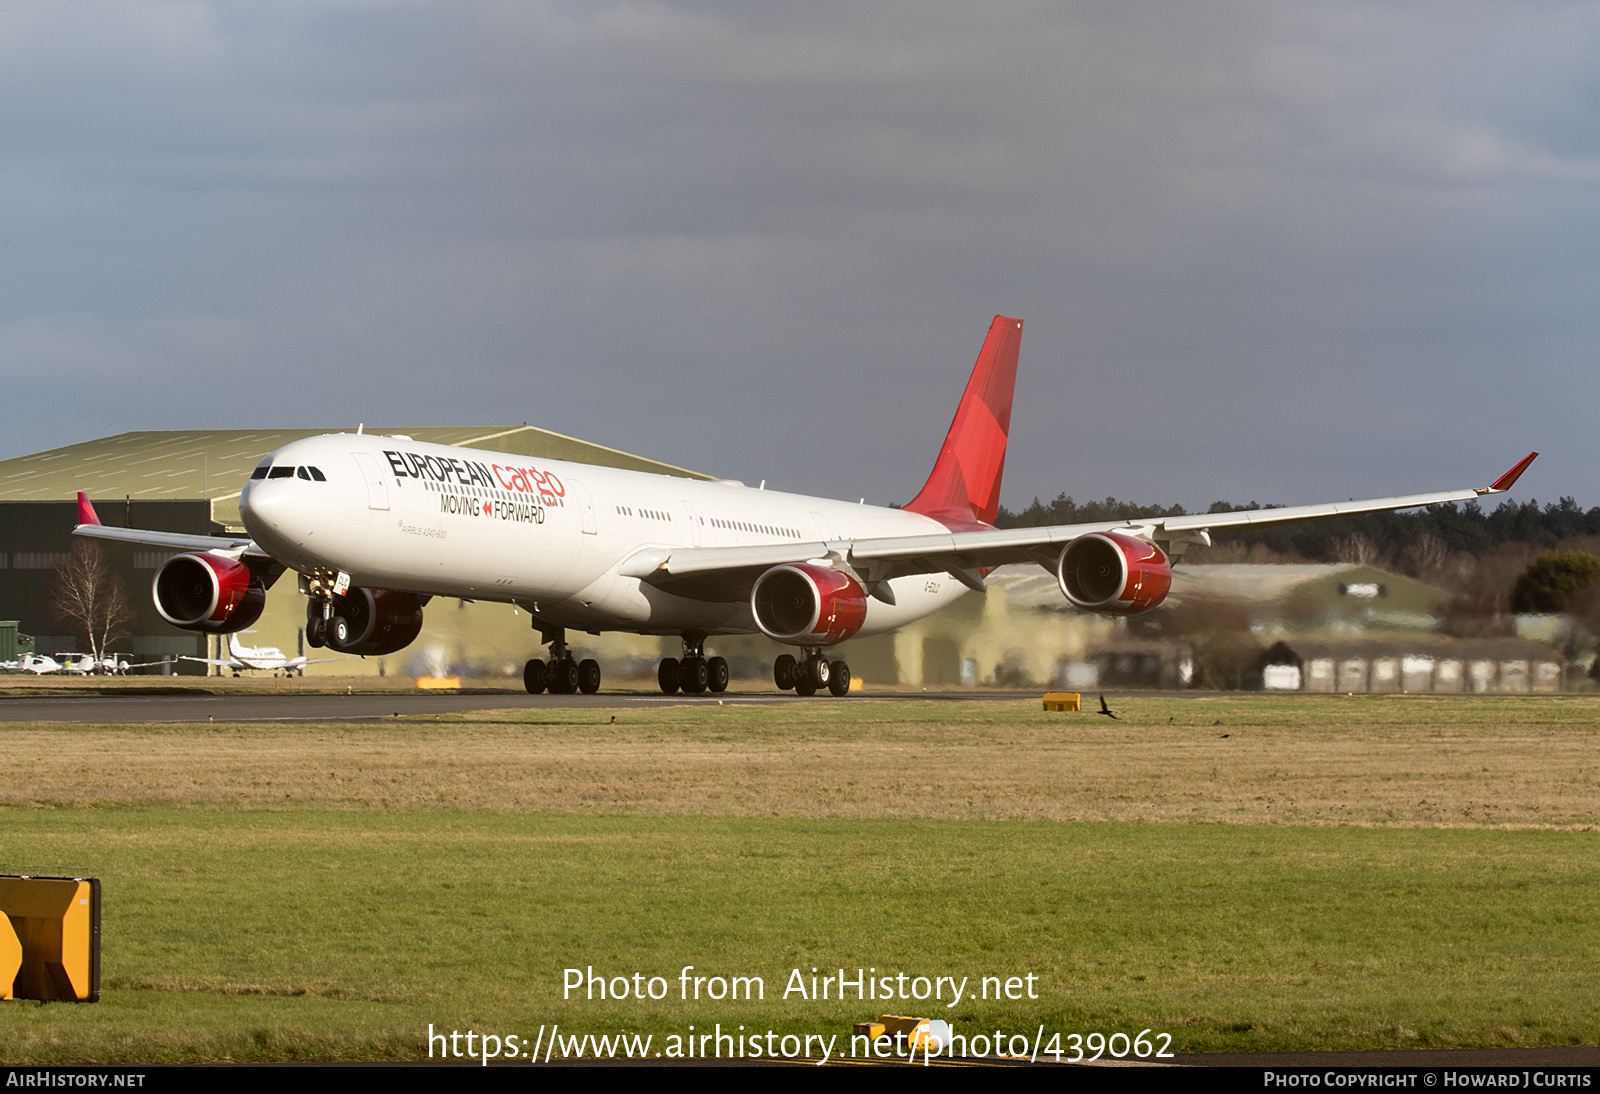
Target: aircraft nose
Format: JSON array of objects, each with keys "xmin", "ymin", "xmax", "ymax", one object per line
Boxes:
[
  {"xmin": 240, "ymin": 481, "xmax": 317, "ymax": 551},
  {"xmin": 240, "ymin": 482, "xmax": 285, "ymax": 531},
  {"xmin": 240, "ymin": 468, "xmax": 367, "ymax": 568}
]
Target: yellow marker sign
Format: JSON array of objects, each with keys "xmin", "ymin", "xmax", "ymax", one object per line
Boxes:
[
  {"xmin": 0, "ymin": 875, "xmax": 100, "ymax": 1003},
  {"xmin": 1042, "ymin": 692, "xmax": 1081, "ymax": 712},
  {"xmin": 0, "ymin": 915, "xmax": 20, "ymax": 1001}
]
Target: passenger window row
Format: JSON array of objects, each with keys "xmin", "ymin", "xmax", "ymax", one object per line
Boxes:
[
  {"xmin": 614, "ymin": 506, "xmax": 671, "ymax": 521},
  {"xmin": 712, "ymin": 517, "xmax": 796, "ymax": 538}
]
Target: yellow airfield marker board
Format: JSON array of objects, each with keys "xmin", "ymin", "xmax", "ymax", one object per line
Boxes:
[{"xmin": 0, "ymin": 875, "xmax": 101, "ymax": 1002}]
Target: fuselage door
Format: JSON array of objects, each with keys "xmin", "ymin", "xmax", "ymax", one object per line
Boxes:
[
  {"xmin": 570, "ymin": 478, "xmax": 598, "ymax": 535},
  {"xmin": 682, "ymin": 501, "xmax": 702, "ymax": 547},
  {"xmin": 351, "ymin": 452, "xmax": 390, "ymax": 511}
]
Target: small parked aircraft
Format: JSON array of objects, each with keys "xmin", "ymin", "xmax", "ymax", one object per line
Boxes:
[
  {"xmin": 1, "ymin": 653, "xmax": 66, "ymax": 675},
  {"xmin": 181, "ymin": 632, "xmax": 346, "ymax": 676}
]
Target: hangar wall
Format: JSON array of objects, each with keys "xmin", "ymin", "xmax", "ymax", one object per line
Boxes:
[
  {"xmin": 0, "ymin": 500, "xmax": 216, "ymax": 670},
  {"xmin": 0, "ymin": 426, "xmax": 710, "ymax": 675}
]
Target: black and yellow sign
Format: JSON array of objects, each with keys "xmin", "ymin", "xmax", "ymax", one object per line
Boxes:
[{"xmin": 0, "ymin": 875, "xmax": 101, "ymax": 1003}]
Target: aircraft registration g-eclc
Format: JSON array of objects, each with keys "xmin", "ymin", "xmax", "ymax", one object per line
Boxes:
[{"xmin": 74, "ymin": 316, "xmax": 1537, "ymax": 698}]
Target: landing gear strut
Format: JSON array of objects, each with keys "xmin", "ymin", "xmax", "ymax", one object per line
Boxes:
[
  {"xmin": 658, "ymin": 634, "xmax": 728, "ymax": 695},
  {"xmin": 774, "ymin": 650, "xmax": 850, "ymax": 697},
  {"xmin": 524, "ymin": 627, "xmax": 601, "ymax": 695}
]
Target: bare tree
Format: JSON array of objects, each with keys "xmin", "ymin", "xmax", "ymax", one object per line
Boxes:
[
  {"xmin": 1401, "ymin": 534, "xmax": 1451, "ymax": 584},
  {"xmin": 1330, "ymin": 533, "xmax": 1380, "ymax": 566},
  {"xmin": 49, "ymin": 540, "xmax": 135, "ymax": 662}
]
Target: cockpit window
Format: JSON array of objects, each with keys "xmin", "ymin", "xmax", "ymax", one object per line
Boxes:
[
  {"xmin": 268, "ymin": 466, "xmax": 295, "ymax": 479},
  {"xmin": 250, "ymin": 461, "xmax": 271, "ymax": 480},
  {"xmin": 307, "ymin": 466, "xmax": 325, "ymax": 481},
  {"xmin": 296, "ymin": 466, "xmax": 311, "ymax": 480}
]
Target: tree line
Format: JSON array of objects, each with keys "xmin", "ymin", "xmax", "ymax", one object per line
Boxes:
[{"xmin": 995, "ymin": 494, "xmax": 1600, "ymax": 561}]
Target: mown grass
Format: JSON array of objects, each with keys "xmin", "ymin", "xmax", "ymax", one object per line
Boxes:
[
  {"xmin": 1, "ymin": 808, "xmax": 1597, "ymax": 1062},
  {"xmin": 1, "ymin": 696, "xmax": 1596, "ymax": 1062},
  {"xmin": 4, "ymin": 696, "xmax": 1596, "ymax": 826}
]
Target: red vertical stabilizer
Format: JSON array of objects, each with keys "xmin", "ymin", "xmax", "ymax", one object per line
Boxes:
[
  {"xmin": 904, "ymin": 315, "xmax": 1023, "ymax": 529},
  {"xmin": 76, "ymin": 492, "xmax": 102, "ymax": 526}
]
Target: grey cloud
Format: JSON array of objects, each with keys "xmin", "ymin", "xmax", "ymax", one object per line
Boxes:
[{"xmin": 1, "ymin": 1, "xmax": 1597, "ymax": 510}]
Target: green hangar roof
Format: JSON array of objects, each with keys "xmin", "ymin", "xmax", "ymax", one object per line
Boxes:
[{"xmin": 0, "ymin": 426, "xmax": 712, "ymax": 528}]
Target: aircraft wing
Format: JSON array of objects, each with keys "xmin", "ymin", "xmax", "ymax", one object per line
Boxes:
[
  {"xmin": 178, "ymin": 657, "xmax": 243, "ymax": 668},
  {"xmin": 623, "ymin": 453, "xmax": 1536, "ymax": 597},
  {"xmin": 74, "ymin": 524, "xmax": 258, "ymax": 553},
  {"xmin": 70, "ymin": 492, "xmax": 261, "ymax": 555}
]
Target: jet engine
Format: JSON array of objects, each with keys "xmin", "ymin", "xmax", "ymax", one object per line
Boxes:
[
  {"xmin": 319, "ymin": 587, "xmax": 426, "ymax": 656},
  {"xmin": 152, "ymin": 553, "xmax": 268, "ymax": 633},
  {"xmin": 750, "ymin": 563, "xmax": 868, "ymax": 645},
  {"xmin": 1056, "ymin": 532, "xmax": 1172, "ymax": 615}
]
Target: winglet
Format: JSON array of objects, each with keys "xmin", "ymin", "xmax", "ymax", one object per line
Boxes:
[
  {"xmin": 1479, "ymin": 452, "xmax": 1538, "ymax": 495},
  {"xmin": 76, "ymin": 492, "xmax": 102, "ymax": 526}
]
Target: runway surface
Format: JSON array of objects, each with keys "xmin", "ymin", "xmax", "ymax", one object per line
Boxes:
[{"xmin": 0, "ymin": 688, "xmax": 1041, "ymax": 723}]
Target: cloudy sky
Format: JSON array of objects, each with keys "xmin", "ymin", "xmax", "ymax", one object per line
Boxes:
[{"xmin": 3, "ymin": 1, "xmax": 1597, "ymax": 513}]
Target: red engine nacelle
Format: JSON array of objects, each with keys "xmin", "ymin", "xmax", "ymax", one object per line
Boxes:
[
  {"xmin": 152, "ymin": 553, "xmax": 267, "ymax": 633},
  {"xmin": 1056, "ymin": 532, "xmax": 1172, "ymax": 615},
  {"xmin": 750, "ymin": 563, "xmax": 869, "ymax": 646},
  {"xmin": 325, "ymin": 587, "xmax": 426, "ymax": 656}
]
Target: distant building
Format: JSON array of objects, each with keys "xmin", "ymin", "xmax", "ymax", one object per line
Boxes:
[
  {"xmin": 0, "ymin": 426, "xmax": 708, "ymax": 674},
  {"xmin": 1272, "ymin": 637, "xmax": 1564, "ymax": 693},
  {"xmin": 834, "ymin": 566, "xmax": 1194, "ymax": 689},
  {"xmin": 1177, "ymin": 564, "xmax": 1567, "ymax": 693}
]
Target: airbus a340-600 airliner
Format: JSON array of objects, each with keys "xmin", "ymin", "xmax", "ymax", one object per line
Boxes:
[{"xmin": 74, "ymin": 316, "xmax": 1537, "ymax": 697}]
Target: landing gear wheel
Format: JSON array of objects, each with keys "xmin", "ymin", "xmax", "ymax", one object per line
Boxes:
[
  {"xmin": 330, "ymin": 615, "xmax": 351, "ymax": 647},
  {"xmin": 549, "ymin": 658, "xmax": 579, "ymax": 695},
  {"xmin": 774, "ymin": 654, "xmax": 797, "ymax": 691},
  {"xmin": 679, "ymin": 656, "xmax": 709, "ymax": 694},
  {"xmin": 808, "ymin": 657, "xmax": 831, "ymax": 690},
  {"xmin": 523, "ymin": 658, "xmax": 547, "ymax": 695},
  {"xmin": 828, "ymin": 660, "xmax": 851, "ymax": 697},
  {"xmin": 707, "ymin": 656, "xmax": 729, "ymax": 693},
  {"xmin": 658, "ymin": 658, "xmax": 681, "ymax": 694},
  {"xmin": 793, "ymin": 674, "xmax": 817, "ymax": 697},
  {"xmin": 306, "ymin": 616, "xmax": 325, "ymax": 649},
  {"xmin": 577, "ymin": 658, "xmax": 601, "ymax": 695}
]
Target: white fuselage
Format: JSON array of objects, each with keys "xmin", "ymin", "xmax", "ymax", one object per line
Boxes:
[
  {"xmin": 227, "ymin": 639, "xmax": 297, "ymax": 670},
  {"xmin": 240, "ymin": 434, "xmax": 970, "ymax": 639}
]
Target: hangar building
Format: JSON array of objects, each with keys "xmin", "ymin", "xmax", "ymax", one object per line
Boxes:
[{"xmin": 0, "ymin": 426, "xmax": 708, "ymax": 675}]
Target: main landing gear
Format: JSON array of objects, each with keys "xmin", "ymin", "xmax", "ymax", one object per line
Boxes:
[
  {"xmin": 523, "ymin": 629, "xmax": 601, "ymax": 695},
  {"xmin": 657, "ymin": 634, "xmax": 729, "ymax": 695},
  {"xmin": 774, "ymin": 651, "xmax": 851, "ymax": 697}
]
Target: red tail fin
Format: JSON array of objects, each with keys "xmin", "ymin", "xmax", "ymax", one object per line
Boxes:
[
  {"xmin": 904, "ymin": 315, "xmax": 1023, "ymax": 529},
  {"xmin": 76, "ymin": 491, "xmax": 102, "ymax": 526}
]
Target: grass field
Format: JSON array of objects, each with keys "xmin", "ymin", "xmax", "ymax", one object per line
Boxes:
[{"xmin": 2, "ymin": 695, "xmax": 1597, "ymax": 1062}]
